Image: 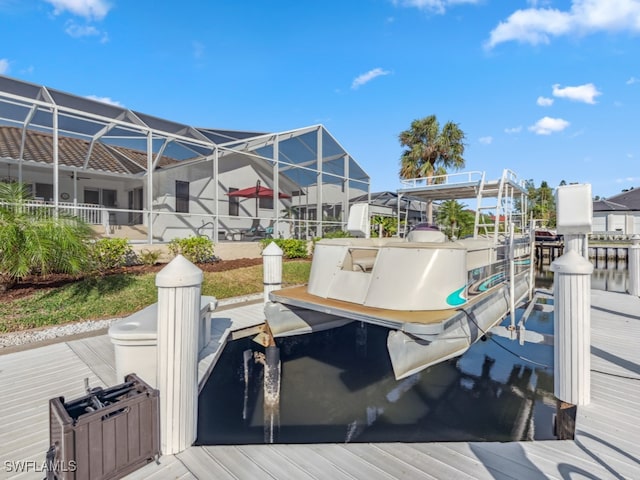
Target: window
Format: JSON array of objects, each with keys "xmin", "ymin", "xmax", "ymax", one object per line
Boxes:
[
  {"xmin": 259, "ymin": 196, "xmax": 274, "ymax": 210},
  {"xmin": 102, "ymin": 189, "xmax": 117, "ymax": 207},
  {"xmin": 35, "ymin": 183, "xmax": 54, "ymax": 202},
  {"xmin": 228, "ymin": 187, "xmax": 239, "ymax": 216},
  {"xmin": 176, "ymin": 180, "xmax": 189, "ymax": 213},
  {"xmin": 84, "ymin": 188, "xmax": 117, "ymax": 206},
  {"xmin": 84, "ymin": 188, "xmax": 99, "ymax": 205}
]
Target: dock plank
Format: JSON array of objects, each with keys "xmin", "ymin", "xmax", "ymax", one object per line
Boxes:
[
  {"xmin": 67, "ymin": 335, "xmax": 117, "ymax": 386},
  {"xmin": 0, "ymin": 343, "xmax": 103, "ymax": 480}
]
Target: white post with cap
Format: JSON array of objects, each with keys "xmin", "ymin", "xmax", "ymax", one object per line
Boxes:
[
  {"xmin": 262, "ymin": 241, "xmax": 283, "ymax": 304},
  {"xmin": 629, "ymin": 235, "xmax": 640, "ymax": 297},
  {"xmin": 551, "ymin": 184, "xmax": 593, "ymax": 406},
  {"xmin": 155, "ymin": 255, "xmax": 203, "ymax": 454}
]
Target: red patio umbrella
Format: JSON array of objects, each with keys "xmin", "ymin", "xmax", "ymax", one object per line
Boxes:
[
  {"xmin": 227, "ymin": 180, "xmax": 290, "ymax": 214},
  {"xmin": 226, "ymin": 180, "xmax": 291, "ymax": 199}
]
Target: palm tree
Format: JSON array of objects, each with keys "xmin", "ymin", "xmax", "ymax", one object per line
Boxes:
[
  {"xmin": 436, "ymin": 199, "xmax": 475, "ymax": 240},
  {"xmin": 399, "ymin": 115, "xmax": 466, "ymax": 223},
  {"xmin": 0, "ymin": 182, "xmax": 93, "ymax": 290}
]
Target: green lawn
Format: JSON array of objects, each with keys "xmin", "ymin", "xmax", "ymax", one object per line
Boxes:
[{"xmin": 0, "ymin": 261, "xmax": 311, "ymax": 333}]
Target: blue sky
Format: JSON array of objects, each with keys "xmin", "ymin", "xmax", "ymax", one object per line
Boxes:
[{"xmin": 0, "ymin": 0, "xmax": 638, "ymax": 198}]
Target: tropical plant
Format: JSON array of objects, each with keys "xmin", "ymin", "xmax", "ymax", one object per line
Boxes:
[
  {"xmin": 371, "ymin": 215, "xmax": 400, "ymax": 237},
  {"xmin": 0, "ymin": 182, "xmax": 93, "ymax": 290},
  {"xmin": 436, "ymin": 200, "xmax": 475, "ymax": 240},
  {"xmin": 398, "ymin": 115, "xmax": 466, "ymax": 223}
]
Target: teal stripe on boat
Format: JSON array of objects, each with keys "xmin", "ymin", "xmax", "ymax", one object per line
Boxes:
[{"xmin": 446, "ymin": 285, "xmax": 467, "ymax": 306}]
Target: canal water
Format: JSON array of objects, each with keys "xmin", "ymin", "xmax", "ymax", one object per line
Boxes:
[{"xmin": 197, "ymin": 263, "xmax": 628, "ymax": 445}]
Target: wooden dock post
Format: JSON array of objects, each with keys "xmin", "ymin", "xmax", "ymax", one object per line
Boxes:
[
  {"xmin": 629, "ymin": 235, "xmax": 640, "ymax": 297},
  {"xmin": 263, "ymin": 241, "xmax": 283, "ymax": 304},
  {"xmin": 155, "ymin": 255, "xmax": 203, "ymax": 455}
]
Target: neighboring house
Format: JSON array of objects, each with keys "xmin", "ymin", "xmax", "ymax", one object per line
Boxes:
[
  {"xmin": 593, "ymin": 188, "xmax": 640, "ymax": 234},
  {"xmin": 0, "ymin": 75, "xmax": 370, "ymax": 242}
]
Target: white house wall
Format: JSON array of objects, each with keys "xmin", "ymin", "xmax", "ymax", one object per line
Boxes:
[
  {"xmin": 593, "ymin": 212, "xmax": 640, "ymax": 234},
  {"xmin": 592, "ymin": 214, "xmax": 607, "ymax": 232},
  {"xmin": 608, "ymin": 213, "xmax": 626, "ymax": 233},
  {"xmin": 150, "ymin": 161, "xmax": 293, "ymax": 241},
  {"xmin": 151, "ymin": 162, "xmax": 215, "ymax": 241}
]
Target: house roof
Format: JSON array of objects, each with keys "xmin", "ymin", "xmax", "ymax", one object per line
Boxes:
[
  {"xmin": 0, "ymin": 74, "xmax": 370, "ymax": 186},
  {"xmin": 0, "ymin": 126, "xmax": 176, "ymax": 175},
  {"xmin": 594, "ymin": 188, "xmax": 640, "ymax": 212}
]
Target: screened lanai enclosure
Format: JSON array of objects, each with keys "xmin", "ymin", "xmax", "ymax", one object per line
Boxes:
[{"xmin": 0, "ymin": 75, "xmax": 370, "ymax": 243}]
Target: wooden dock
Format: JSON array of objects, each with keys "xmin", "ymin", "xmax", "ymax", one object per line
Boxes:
[
  {"xmin": 1, "ymin": 292, "xmax": 639, "ymax": 479},
  {"xmin": 535, "ymin": 241, "xmax": 565, "ymax": 264}
]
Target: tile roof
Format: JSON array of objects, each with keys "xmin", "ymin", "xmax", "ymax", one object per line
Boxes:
[{"xmin": 0, "ymin": 126, "xmax": 176, "ymax": 175}]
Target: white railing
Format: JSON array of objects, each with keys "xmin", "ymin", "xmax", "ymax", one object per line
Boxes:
[
  {"xmin": 0, "ymin": 200, "xmax": 109, "ymax": 228},
  {"xmin": 399, "ymin": 171, "xmax": 484, "ymax": 189}
]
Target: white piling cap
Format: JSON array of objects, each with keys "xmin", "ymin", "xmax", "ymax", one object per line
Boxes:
[
  {"xmin": 156, "ymin": 254, "xmax": 204, "ymax": 287},
  {"xmin": 262, "ymin": 241, "xmax": 283, "ymax": 256},
  {"xmin": 550, "ymin": 249, "xmax": 594, "ymax": 275}
]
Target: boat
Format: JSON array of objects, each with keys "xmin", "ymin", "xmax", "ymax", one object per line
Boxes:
[{"xmin": 264, "ymin": 170, "xmax": 534, "ymax": 380}]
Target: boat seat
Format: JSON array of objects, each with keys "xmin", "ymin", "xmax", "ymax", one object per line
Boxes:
[{"xmin": 352, "ymin": 257, "xmax": 376, "ymax": 272}]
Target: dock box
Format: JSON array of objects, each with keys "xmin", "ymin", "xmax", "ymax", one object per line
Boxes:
[{"xmin": 48, "ymin": 374, "xmax": 159, "ymax": 480}]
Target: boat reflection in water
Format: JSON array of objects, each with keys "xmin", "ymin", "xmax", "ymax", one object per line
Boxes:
[{"xmin": 197, "ymin": 307, "xmax": 556, "ymax": 445}]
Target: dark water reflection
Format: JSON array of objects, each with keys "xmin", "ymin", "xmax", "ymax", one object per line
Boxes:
[
  {"xmin": 197, "ymin": 307, "xmax": 556, "ymax": 445},
  {"xmin": 538, "ymin": 258, "xmax": 629, "ymax": 293}
]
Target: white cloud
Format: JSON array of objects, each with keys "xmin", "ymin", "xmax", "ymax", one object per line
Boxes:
[
  {"xmin": 85, "ymin": 95, "xmax": 122, "ymax": 107},
  {"xmin": 485, "ymin": 0, "xmax": 640, "ymax": 49},
  {"xmin": 627, "ymin": 76, "xmax": 639, "ymax": 85},
  {"xmin": 552, "ymin": 83, "xmax": 601, "ymax": 104},
  {"xmin": 505, "ymin": 126, "xmax": 522, "ymax": 134},
  {"xmin": 529, "ymin": 116, "xmax": 570, "ymax": 135},
  {"xmin": 65, "ymin": 21, "xmax": 99, "ymax": 37},
  {"xmin": 45, "ymin": 0, "xmax": 111, "ymax": 21},
  {"xmin": 479, "ymin": 136, "xmax": 493, "ymax": 145},
  {"xmin": 615, "ymin": 176, "xmax": 640, "ymax": 183},
  {"xmin": 0, "ymin": 58, "xmax": 9, "ymax": 74},
  {"xmin": 392, "ymin": 0, "xmax": 480, "ymax": 14},
  {"xmin": 537, "ymin": 96, "xmax": 554, "ymax": 106},
  {"xmin": 351, "ymin": 68, "xmax": 391, "ymax": 89}
]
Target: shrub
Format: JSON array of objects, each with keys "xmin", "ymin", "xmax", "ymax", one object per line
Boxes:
[
  {"xmin": 0, "ymin": 182, "xmax": 93, "ymax": 290},
  {"xmin": 260, "ymin": 238, "xmax": 309, "ymax": 259},
  {"xmin": 138, "ymin": 249, "xmax": 162, "ymax": 266},
  {"xmin": 322, "ymin": 230, "xmax": 352, "ymax": 239},
  {"xmin": 168, "ymin": 236, "xmax": 216, "ymax": 264},
  {"xmin": 91, "ymin": 238, "xmax": 136, "ymax": 271}
]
